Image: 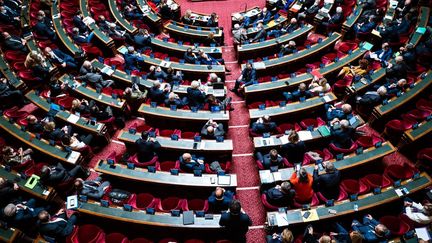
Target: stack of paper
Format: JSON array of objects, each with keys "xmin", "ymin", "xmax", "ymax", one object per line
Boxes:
[{"xmin": 298, "ymin": 131, "xmax": 313, "ymax": 141}]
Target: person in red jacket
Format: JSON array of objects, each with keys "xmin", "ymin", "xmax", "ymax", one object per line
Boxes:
[{"xmin": 290, "ymin": 167, "xmax": 314, "ymax": 203}]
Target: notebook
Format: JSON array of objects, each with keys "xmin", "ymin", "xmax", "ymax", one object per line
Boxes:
[{"xmin": 183, "ymin": 211, "xmax": 194, "ymax": 225}]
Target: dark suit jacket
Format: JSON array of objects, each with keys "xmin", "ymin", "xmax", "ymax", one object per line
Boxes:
[
  {"xmin": 148, "ymin": 87, "xmax": 168, "ymax": 104},
  {"xmin": 251, "ymin": 122, "xmax": 278, "ymax": 134},
  {"xmin": 72, "ymin": 15, "xmax": 88, "ymax": 33},
  {"xmin": 386, "ymin": 62, "xmax": 407, "ymax": 80},
  {"xmin": 281, "ymin": 141, "xmax": 306, "ymax": 164},
  {"xmin": 313, "ymin": 169, "xmax": 341, "ymax": 199},
  {"xmin": 266, "ymin": 187, "xmax": 295, "ymax": 207},
  {"xmin": 123, "ymin": 53, "xmax": 144, "ymax": 72},
  {"xmin": 240, "ymin": 67, "xmax": 257, "ymax": 86},
  {"xmin": 208, "ymin": 190, "xmax": 234, "ymax": 212},
  {"xmin": 201, "ymin": 124, "xmax": 225, "ymax": 139},
  {"xmin": 331, "ymin": 127, "xmax": 355, "ymax": 149},
  {"xmin": 329, "ymin": 13, "xmax": 343, "ymax": 24},
  {"xmin": 33, "ymin": 21, "xmax": 54, "ymax": 38},
  {"xmin": 187, "ymin": 88, "xmax": 206, "ymax": 108},
  {"xmin": 38, "ymin": 212, "xmax": 75, "ymax": 238},
  {"xmin": 219, "ymin": 212, "xmax": 252, "ymax": 242},
  {"xmin": 48, "ymin": 49, "xmax": 74, "ymax": 65},
  {"xmin": 134, "ymin": 34, "xmax": 151, "ymax": 48},
  {"xmin": 42, "ymin": 163, "xmax": 71, "ymax": 186},
  {"xmin": 135, "ymin": 138, "xmax": 161, "ymax": 162},
  {"xmin": 184, "ymin": 53, "xmax": 197, "ymax": 64},
  {"xmin": 4, "ymin": 36, "xmax": 26, "ymax": 52},
  {"xmin": 179, "ymin": 155, "xmax": 205, "ymax": 172},
  {"xmin": 251, "ymin": 29, "xmax": 267, "ymax": 42},
  {"xmin": 358, "ymin": 91, "xmax": 383, "ymax": 106}
]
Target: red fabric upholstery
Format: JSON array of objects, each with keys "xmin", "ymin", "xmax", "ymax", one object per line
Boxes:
[
  {"xmin": 205, "ymin": 161, "xmax": 231, "ymax": 173},
  {"xmin": 292, "ymin": 193, "xmax": 319, "ymax": 208},
  {"xmin": 57, "ymin": 96, "xmax": 75, "ymax": 110},
  {"xmin": 417, "ymin": 148, "xmax": 432, "ymax": 162},
  {"xmin": 329, "ymin": 142, "xmax": 358, "ymax": 154},
  {"xmin": 131, "ymin": 193, "xmax": 157, "ymax": 210},
  {"xmin": 156, "ymin": 161, "xmax": 179, "ymax": 172},
  {"xmin": 379, "ymin": 216, "xmax": 410, "ymax": 236},
  {"xmin": 316, "ymin": 186, "xmax": 348, "ymax": 202},
  {"xmin": 355, "ymin": 135, "xmax": 384, "ymax": 148},
  {"xmin": 261, "ymin": 193, "xmax": 279, "ymax": 211},
  {"xmin": 384, "ymin": 164, "xmax": 416, "ymax": 180},
  {"xmin": 130, "ymin": 238, "xmax": 153, "ymax": 243},
  {"xmin": 416, "ymin": 99, "xmax": 432, "ymax": 112},
  {"xmin": 69, "ymin": 224, "xmax": 105, "ymax": 243},
  {"xmin": 184, "ymin": 199, "xmax": 209, "ymax": 212},
  {"xmin": 129, "ymin": 154, "xmax": 158, "ymax": 167},
  {"xmin": 4, "ymin": 107, "xmax": 29, "ymax": 119},
  {"xmin": 406, "ymin": 109, "xmax": 431, "ymax": 121},
  {"xmin": 277, "ymin": 123, "xmax": 302, "ymax": 134},
  {"xmin": 385, "ymin": 119, "xmax": 417, "ymax": 134},
  {"xmin": 159, "ymin": 238, "xmax": 178, "ymax": 243},
  {"xmin": 105, "ymin": 233, "xmax": 129, "ymax": 243},
  {"xmin": 361, "ymin": 174, "xmax": 393, "ymax": 188},
  {"xmin": 18, "ymin": 70, "xmax": 39, "ymax": 81},
  {"xmin": 184, "ymin": 240, "xmax": 205, "ymax": 243},
  {"xmin": 300, "ymin": 117, "xmax": 325, "ymax": 129},
  {"xmin": 156, "ymin": 197, "xmax": 185, "ymax": 212},
  {"xmin": 341, "ymin": 179, "xmax": 370, "ymax": 195}
]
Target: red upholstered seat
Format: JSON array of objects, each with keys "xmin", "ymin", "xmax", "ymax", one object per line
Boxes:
[
  {"xmin": 316, "ymin": 186, "xmax": 348, "ymax": 202},
  {"xmin": 361, "ymin": 174, "xmax": 393, "ymax": 188},
  {"xmin": 416, "ymin": 99, "xmax": 432, "ymax": 112},
  {"xmin": 156, "ymin": 160, "xmax": 179, "ymax": 172},
  {"xmin": 300, "ymin": 117, "xmax": 325, "ymax": 129},
  {"xmin": 205, "ymin": 161, "xmax": 231, "ymax": 173},
  {"xmin": 405, "ymin": 109, "xmax": 431, "ymax": 121},
  {"xmin": 130, "ymin": 238, "xmax": 153, "ymax": 243},
  {"xmin": 292, "ymin": 193, "xmax": 320, "ymax": 208},
  {"xmin": 329, "ymin": 142, "xmax": 358, "ymax": 154},
  {"xmin": 4, "ymin": 106, "xmax": 29, "ymax": 119},
  {"xmin": 303, "ymin": 149, "xmax": 334, "ymax": 165},
  {"xmin": 384, "ymin": 118, "xmax": 417, "ymax": 134},
  {"xmin": 131, "ymin": 193, "xmax": 157, "ymax": 210},
  {"xmin": 341, "ymin": 179, "xmax": 370, "ymax": 195},
  {"xmin": 184, "ymin": 239, "xmax": 206, "ymax": 243},
  {"xmin": 18, "ymin": 70, "xmax": 40, "ymax": 82},
  {"xmin": 184, "ymin": 199, "xmax": 209, "ymax": 212},
  {"xmin": 156, "ymin": 197, "xmax": 185, "ymax": 212},
  {"xmin": 68, "ymin": 224, "xmax": 105, "ymax": 243},
  {"xmin": 355, "ymin": 135, "xmax": 384, "ymax": 148},
  {"xmin": 384, "ymin": 164, "xmax": 416, "ymax": 180},
  {"xmin": 159, "ymin": 238, "xmax": 179, "ymax": 243},
  {"xmin": 57, "ymin": 96, "xmax": 75, "ymax": 110},
  {"xmin": 105, "ymin": 233, "xmax": 129, "ymax": 243},
  {"xmin": 4, "ymin": 51, "xmax": 26, "ymax": 62},
  {"xmin": 417, "ymin": 148, "xmax": 432, "ymax": 162},
  {"xmin": 129, "ymin": 154, "xmax": 158, "ymax": 167},
  {"xmin": 380, "ymin": 216, "xmax": 410, "ymax": 236},
  {"xmin": 261, "ymin": 193, "xmax": 280, "ymax": 211}
]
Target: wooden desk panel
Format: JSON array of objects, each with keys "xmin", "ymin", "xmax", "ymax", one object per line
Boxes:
[
  {"xmin": 79, "ymin": 0, "xmax": 114, "ymax": 47},
  {"xmin": 52, "ymin": 0, "xmax": 81, "ymax": 55},
  {"xmin": 0, "ymin": 56, "xmax": 24, "ymax": 89},
  {"xmin": 108, "ymin": 0, "xmax": 138, "ymax": 34}
]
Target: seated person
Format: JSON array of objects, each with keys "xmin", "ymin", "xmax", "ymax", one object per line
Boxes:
[
  {"xmin": 61, "ymin": 133, "xmax": 93, "ymax": 151},
  {"xmin": 265, "ymin": 181, "xmax": 296, "ymax": 207},
  {"xmin": 90, "ymin": 105, "xmax": 113, "ymax": 121},
  {"xmin": 308, "ymin": 78, "xmax": 331, "ymax": 94},
  {"xmin": 207, "ymin": 73, "xmax": 221, "ymax": 85},
  {"xmin": 255, "ymin": 7, "xmax": 272, "ymax": 25},
  {"xmin": 386, "ymin": 56, "xmax": 408, "ymax": 81},
  {"xmin": 354, "ymin": 16, "xmax": 377, "ymax": 35},
  {"xmin": 179, "ymin": 153, "xmax": 205, "ymax": 172},
  {"xmin": 48, "ymin": 79, "xmax": 67, "ymax": 98},
  {"xmin": 40, "ymin": 163, "xmax": 84, "ymax": 187},
  {"xmin": 321, "ymin": 7, "xmax": 344, "ymax": 26},
  {"xmin": 0, "ymin": 177, "xmax": 19, "ymax": 206},
  {"xmin": 123, "ymin": 4, "xmax": 143, "ymax": 20},
  {"xmin": 79, "ymin": 60, "xmax": 93, "ymax": 75},
  {"xmin": 24, "ymin": 51, "xmax": 49, "ymax": 81},
  {"xmin": 37, "ymin": 209, "xmax": 77, "ymax": 239},
  {"xmin": 351, "ymin": 215, "xmax": 391, "ymax": 242},
  {"xmin": 399, "ymin": 43, "xmax": 416, "ymax": 71},
  {"xmin": 231, "ymin": 63, "xmax": 256, "ymax": 94},
  {"xmin": 165, "ymin": 67, "xmax": 182, "ymax": 85},
  {"xmin": 2, "ymin": 198, "xmax": 45, "ymax": 228},
  {"xmin": 251, "ymin": 115, "xmax": 278, "ymax": 135},
  {"xmin": 283, "ymin": 83, "xmax": 313, "ymax": 102},
  {"xmin": 133, "ymin": 29, "xmax": 151, "ymax": 51},
  {"xmin": 124, "ymin": 86, "xmax": 147, "ymax": 111},
  {"xmin": 207, "ymin": 12, "xmax": 218, "ymax": 27},
  {"xmin": 72, "ymin": 10, "xmax": 89, "ymax": 34},
  {"xmin": 267, "ymin": 228, "xmax": 294, "ymax": 243},
  {"xmin": 201, "ymin": 119, "xmax": 225, "ymax": 139},
  {"xmin": 313, "ymin": 162, "xmax": 341, "ymax": 199},
  {"xmin": 256, "ymin": 149, "xmax": 284, "ymax": 169},
  {"xmin": 164, "ymin": 92, "xmax": 187, "ymax": 108},
  {"xmin": 0, "ymin": 6, "xmax": 19, "ymax": 26},
  {"xmin": 356, "ymin": 86, "xmax": 388, "ymax": 107},
  {"xmin": 290, "ymin": 167, "xmax": 314, "ymax": 203},
  {"xmin": 42, "ymin": 122, "xmax": 71, "ymax": 142},
  {"xmin": 386, "ymin": 78, "xmax": 408, "ymax": 96},
  {"xmin": 74, "ymin": 68, "xmax": 114, "ymax": 90},
  {"xmin": 298, "ymin": 0, "xmax": 320, "ymax": 18},
  {"xmin": 148, "ymin": 65, "xmax": 168, "ymax": 80},
  {"xmin": 1, "ymin": 146, "xmax": 32, "ymax": 166},
  {"xmin": 337, "ymin": 58, "xmax": 369, "ymax": 79},
  {"xmin": 148, "ymin": 81, "xmax": 169, "ymax": 104},
  {"xmin": 330, "ymin": 119, "xmax": 355, "ymax": 149},
  {"xmin": 0, "ymin": 77, "xmax": 27, "ymax": 106},
  {"xmin": 379, "ymin": 21, "xmax": 400, "ymax": 43},
  {"xmin": 74, "ymin": 177, "xmax": 110, "ymax": 200},
  {"xmin": 205, "ymin": 94, "xmax": 232, "ymax": 111},
  {"xmin": 205, "ymin": 32, "xmax": 219, "ymax": 46},
  {"xmin": 135, "ymin": 131, "xmax": 161, "ymax": 162},
  {"xmin": 268, "ymin": 18, "xmax": 299, "ymax": 38},
  {"xmin": 232, "ymin": 24, "xmax": 248, "ymax": 45},
  {"xmin": 365, "ymin": 43, "xmax": 392, "ymax": 64},
  {"xmin": 123, "ymin": 46, "xmax": 144, "ymax": 74},
  {"xmin": 71, "ymin": 98, "xmax": 93, "ymax": 116},
  {"xmin": 186, "ymin": 80, "xmax": 207, "ymax": 109},
  {"xmin": 184, "ymin": 48, "xmax": 198, "ymax": 64},
  {"xmin": 43, "ymin": 47, "xmax": 78, "ymax": 70},
  {"xmin": 181, "ymin": 9, "xmax": 194, "ymax": 25},
  {"xmin": 71, "ymin": 27, "xmax": 94, "ymax": 44},
  {"xmin": 325, "ymin": 103, "xmax": 353, "ymax": 121},
  {"xmin": 250, "ymin": 23, "xmax": 267, "ymax": 43},
  {"xmin": 26, "ymin": 115, "xmax": 44, "ymax": 133},
  {"xmin": 208, "ymin": 187, "xmax": 234, "ymax": 212},
  {"xmin": 1, "ymin": 32, "xmax": 27, "ymax": 52},
  {"xmin": 403, "ymin": 199, "xmax": 432, "ymax": 224},
  {"xmin": 197, "ymin": 50, "xmax": 226, "ymax": 68},
  {"xmin": 33, "ymin": 14, "xmax": 56, "ymax": 40},
  {"xmin": 278, "ymin": 41, "xmax": 297, "ymax": 56},
  {"xmin": 281, "ymin": 131, "xmax": 306, "ymax": 164}
]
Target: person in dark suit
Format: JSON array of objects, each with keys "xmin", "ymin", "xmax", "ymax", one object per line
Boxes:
[
  {"xmin": 186, "ymin": 80, "xmax": 206, "ymax": 109},
  {"xmin": 255, "ymin": 7, "xmax": 272, "ymax": 25},
  {"xmin": 74, "ymin": 69, "xmax": 114, "ymax": 90},
  {"xmin": 74, "ymin": 177, "xmax": 110, "ymax": 200},
  {"xmin": 2, "ymin": 199, "xmax": 45, "ymax": 228},
  {"xmin": 256, "ymin": 149, "xmax": 284, "ymax": 169},
  {"xmin": 37, "ymin": 209, "xmax": 77, "ymax": 239},
  {"xmin": 325, "ymin": 103, "xmax": 352, "ymax": 122},
  {"xmin": 71, "ymin": 27, "xmax": 95, "ymax": 44},
  {"xmin": 357, "ymin": 86, "xmax": 388, "ymax": 107},
  {"xmin": 164, "ymin": 92, "xmax": 187, "ymax": 108},
  {"xmin": 313, "ymin": 162, "xmax": 341, "ymax": 199},
  {"xmin": 330, "ymin": 119, "xmax": 355, "ymax": 149},
  {"xmin": 386, "ymin": 56, "xmax": 408, "ymax": 81},
  {"xmin": 96, "ymin": 15, "xmax": 110, "ymax": 32},
  {"xmin": 208, "ymin": 187, "xmax": 234, "ymax": 212},
  {"xmin": 133, "ymin": 29, "xmax": 152, "ymax": 51},
  {"xmin": 354, "ymin": 16, "xmax": 377, "ymax": 35},
  {"xmin": 321, "ymin": 7, "xmax": 344, "ymax": 27},
  {"xmin": 40, "ymin": 163, "xmax": 83, "ymax": 187},
  {"xmin": 44, "ymin": 47, "xmax": 78, "ymax": 70},
  {"xmin": 207, "ymin": 12, "xmax": 218, "ymax": 27},
  {"xmin": 184, "ymin": 48, "xmax": 198, "ymax": 64},
  {"xmin": 148, "ymin": 81, "xmax": 169, "ymax": 104},
  {"xmin": 123, "ymin": 5, "xmax": 143, "ymax": 20},
  {"xmin": 281, "ymin": 131, "xmax": 306, "ymax": 164},
  {"xmin": 181, "ymin": 9, "xmax": 194, "ymax": 25},
  {"xmin": 33, "ymin": 15, "xmax": 56, "ymax": 40},
  {"xmin": 251, "ymin": 115, "xmax": 278, "ymax": 135},
  {"xmin": 0, "ymin": 6, "xmax": 19, "ymax": 26},
  {"xmin": 366, "ymin": 43, "xmax": 393, "ymax": 63},
  {"xmin": 0, "ymin": 77, "xmax": 27, "ymax": 106},
  {"xmin": 386, "ymin": 78, "xmax": 408, "ymax": 96},
  {"xmin": 90, "ymin": 105, "xmax": 113, "ymax": 121},
  {"xmin": 400, "ymin": 43, "xmax": 416, "ymax": 71},
  {"xmin": 250, "ymin": 23, "xmax": 267, "ymax": 43},
  {"xmin": 299, "ymin": 0, "xmax": 320, "ymax": 17},
  {"xmin": 283, "ymin": 83, "xmax": 313, "ymax": 102},
  {"xmin": 42, "ymin": 122, "xmax": 70, "ymax": 142},
  {"xmin": 231, "ymin": 63, "xmax": 257, "ymax": 94},
  {"xmin": 0, "ymin": 177, "xmax": 18, "ymax": 206},
  {"xmin": 379, "ymin": 22, "xmax": 400, "ymax": 43},
  {"xmin": 123, "ymin": 46, "xmax": 145, "ymax": 74},
  {"xmin": 1, "ymin": 0, "xmax": 20, "ymax": 13},
  {"xmin": 278, "ymin": 40, "xmax": 297, "ymax": 56},
  {"xmin": 179, "ymin": 153, "xmax": 205, "ymax": 172},
  {"xmin": 351, "ymin": 214, "xmax": 391, "ymax": 242},
  {"xmin": 219, "ymin": 200, "xmax": 252, "ymax": 242},
  {"xmin": 72, "ymin": 11, "xmax": 89, "ymax": 34},
  {"xmin": 267, "ymin": 17, "xmax": 299, "ymax": 38},
  {"xmin": 265, "ymin": 181, "xmax": 296, "ymax": 207},
  {"xmin": 26, "ymin": 115, "xmax": 44, "ymax": 133},
  {"xmin": 1, "ymin": 32, "xmax": 26, "ymax": 52},
  {"xmin": 147, "ymin": 65, "xmax": 168, "ymax": 80},
  {"xmin": 135, "ymin": 131, "xmax": 161, "ymax": 162},
  {"xmin": 201, "ymin": 119, "xmax": 225, "ymax": 139}
]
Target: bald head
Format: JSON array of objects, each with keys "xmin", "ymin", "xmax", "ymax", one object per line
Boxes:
[
  {"xmin": 342, "ymin": 104, "xmax": 352, "ymax": 114},
  {"xmin": 182, "ymin": 153, "xmax": 192, "ymax": 162}
]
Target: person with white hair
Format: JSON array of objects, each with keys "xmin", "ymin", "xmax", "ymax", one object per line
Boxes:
[
  {"xmin": 181, "ymin": 9, "xmax": 194, "ymax": 25},
  {"xmin": 250, "ymin": 23, "xmax": 266, "ymax": 43},
  {"xmin": 123, "ymin": 46, "xmax": 145, "ymax": 74},
  {"xmin": 201, "ymin": 119, "xmax": 225, "ymax": 139},
  {"xmin": 386, "ymin": 55, "xmax": 408, "ymax": 81},
  {"xmin": 164, "ymin": 92, "xmax": 186, "ymax": 108},
  {"xmin": 186, "ymin": 80, "xmax": 206, "ymax": 109},
  {"xmin": 313, "ymin": 162, "xmax": 341, "ymax": 199},
  {"xmin": 2, "ymin": 198, "xmax": 45, "ymax": 228},
  {"xmin": 33, "ymin": 11, "xmax": 56, "ymax": 40},
  {"xmin": 255, "ymin": 7, "xmax": 272, "ymax": 25},
  {"xmin": 207, "ymin": 73, "xmax": 221, "ymax": 85},
  {"xmin": 386, "ymin": 78, "xmax": 408, "ymax": 95},
  {"xmin": 232, "ymin": 24, "xmax": 248, "ymax": 45},
  {"xmin": 148, "ymin": 65, "xmax": 168, "ymax": 80},
  {"xmin": 357, "ymin": 85, "xmax": 388, "ymax": 108},
  {"xmin": 330, "ymin": 119, "xmax": 356, "ymax": 149},
  {"xmin": 366, "ymin": 43, "xmax": 393, "ymax": 63},
  {"xmin": 321, "ymin": 6, "xmax": 344, "ymax": 26},
  {"xmin": 325, "ymin": 103, "xmax": 353, "ymax": 121},
  {"xmin": 148, "ymin": 80, "xmax": 169, "ymax": 104},
  {"xmin": 267, "ymin": 17, "xmax": 299, "ymax": 38},
  {"xmin": 71, "ymin": 27, "xmax": 95, "ymax": 44},
  {"xmin": 279, "ymin": 40, "xmax": 297, "ymax": 56}
]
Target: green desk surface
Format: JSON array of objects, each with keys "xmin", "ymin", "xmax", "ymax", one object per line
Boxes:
[
  {"xmin": 59, "ymin": 75, "xmax": 126, "ymax": 110},
  {"xmin": 343, "ymin": 5, "xmax": 363, "ymax": 29},
  {"xmin": 0, "ymin": 227, "xmax": 19, "ymax": 242},
  {"xmin": 52, "ymin": 0, "xmax": 81, "ymax": 55},
  {"xmin": 25, "ymin": 91, "xmax": 106, "ymax": 135},
  {"xmin": 138, "ymin": 104, "xmax": 230, "ymax": 122},
  {"xmin": 408, "ymin": 7, "xmax": 430, "ymax": 46},
  {"xmin": 267, "ymin": 173, "xmax": 431, "ymax": 226},
  {"xmin": 0, "ymin": 56, "xmax": 24, "ymax": 89},
  {"xmin": 108, "ymin": 0, "xmax": 137, "ymax": 33},
  {"xmin": 79, "ymin": 0, "xmax": 113, "ymax": 45},
  {"xmin": 96, "ymin": 160, "xmax": 237, "ymax": 187},
  {"xmin": 348, "ymin": 68, "xmax": 386, "ymax": 94},
  {"xmin": 260, "ymin": 142, "xmax": 396, "ymax": 184},
  {"xmin": 78, "ymin": 201, "xmax": 222, "ymax": 228},
  {"xmin": 249, "ymin": 93, "xmax": 337, "ymax": 119},
  {"xmin": 136, "ymin": 0, "xmax": 161, "ymax": 24},
  {"xmin": 0, "ymin": 116, "xmax": 81, "ymax": 164},
  {"xmin": 314, "ymin": 2, "xmax": 333, "ymax": 22},
  {"xmin": 246, "ymin": 15, "xmax": 288, "ymax": 37},
  {"xmin": 117, "ymin": 46, "xmax": 226, "ymax": 75},
  {"xmin": 242, "ymin": 32, "xmax": 341, "ymax": 71},
  {"xmin": 118, "ymin": 130, "xmax": 233, "ymax": 152},
  {"xmin": 374, "ymin": 71, "xmax": 432, "ymax": 116},
  {"xmin": 237, "ymin": 24, "xmax": 313, "ymax": 55},
  {"xmin": 151, "ymin": 37, "xmax": 222, "ymax": 57},
  {"xmin": 404, "ymin": 119, "xmax": 432, "ymax": 142},
  {"xmin": 0, "ymin": 165, "xmax": 53, "ymax": 200},
  {"xmin": 244, "ymin": 46, "xmax": 367, "ymax": 96},
  {"xmin": 165, "ymin": 22, "xmax": 223, "ymax": 39}
]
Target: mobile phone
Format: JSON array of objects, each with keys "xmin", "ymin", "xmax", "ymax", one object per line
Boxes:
[
  {"xmin": 193, "ymin": 142, "xmax": 198, "ymax": 150},
  {"xmin": 303, "ymin": 211, "xmax": 311, "ymax": 219}
]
